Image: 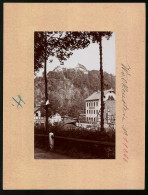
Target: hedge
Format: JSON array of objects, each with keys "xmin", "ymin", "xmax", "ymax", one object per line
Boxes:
[{"xmin": 35, "ymin": 123, "xmax": 115, "ymax": 142}]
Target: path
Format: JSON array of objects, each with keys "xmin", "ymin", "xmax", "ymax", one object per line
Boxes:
[{"xmin": 34, "ymin": 147, "xmax": 72, "ymax": 159}]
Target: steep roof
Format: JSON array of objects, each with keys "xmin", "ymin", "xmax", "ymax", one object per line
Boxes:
[
  {"xmin": 34, "ymin": 106, "xmax": 40, "ymax": 113},
  {"xmin": 85, "ymin": 88, "xmax": 115, "ymax": 101},
  {"xmin": 104, "ymin": 88, "xmax": 115, "ymax": 95},
  {"xmin": 85, "ymin": 91, "xmax": 101, "ymax": 101}
]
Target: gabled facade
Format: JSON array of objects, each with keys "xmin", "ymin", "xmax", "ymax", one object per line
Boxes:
[
  {"xmin": 34, "ymin": 107, "xmax": 62, "ymax": 127},
  {"xmin": 34, "ymin": 106, "xmax": 45, "ymax": 127},
  {"xmin": 85, "ymin": 88, "xmax": 115, "ymax": 124},
  {"xmin": 48, "ymin": 113, "xmax": 62, "ymax": 125}
]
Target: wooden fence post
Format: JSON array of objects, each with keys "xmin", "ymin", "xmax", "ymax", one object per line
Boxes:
[{"xmin": 49, "ymin": 132, "xmax": 54, "ymax": 151}]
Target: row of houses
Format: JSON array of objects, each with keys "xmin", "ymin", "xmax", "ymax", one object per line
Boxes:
[{"xmin": 34, "ymin": 88, "xmax": 115, "ymax": 128}]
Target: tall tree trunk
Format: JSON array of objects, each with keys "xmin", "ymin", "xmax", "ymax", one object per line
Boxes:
[
  {"xmin": 44, "ymin": 33, "xmax": 48, "ymax": 132},
  {"xmin": 99, "ymin": 36, "xmax": 104, "ymax": 131}
]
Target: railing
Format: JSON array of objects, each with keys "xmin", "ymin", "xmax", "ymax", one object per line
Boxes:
[
  {"xmin": 35, "ymin": 133, "xmax": 115, "ymax": 151},
  {"xmin": 52, "ymin": 135, "xmax": 115, "ymax": 146}
]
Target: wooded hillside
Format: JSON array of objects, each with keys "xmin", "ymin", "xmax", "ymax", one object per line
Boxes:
[{"xmin": 34, "ymin": 68, "xmax": 115, "ymax": 117}]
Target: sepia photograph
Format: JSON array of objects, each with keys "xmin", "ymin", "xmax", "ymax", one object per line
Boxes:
[
  {"xmin": 34, "ymin": 31, "xmax": 115, "ymax": 159},
  {"xmin": 3, "ymin": 2, "xmax": 146, "ymax": 189}
]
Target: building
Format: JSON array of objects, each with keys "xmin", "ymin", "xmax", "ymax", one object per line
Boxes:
[
  {"xmin": 78, "ymin": 113, "xmax": 86, "ymax": 123},
  {"xmin": 34, "ymin": 106, "xmax": 45, "ymax": 127},
  {"xmin": 75, "ymin": 63, "xmax": 88, "ymax": 74},
  {"xmin": 103, "ymin": 99, "xmax": 116, "ymax": 129},
  {"xmin": 85, "ymin": 88, "xmax": 115, "ymax": 125},
  {"xmin": 53, "ymin": 66, "xmax": 66, "ymax": 72},
  {"xmin": 34, "ymin": 106, "xmax": 62, "ymax": 127},
  {"xmin": 48, "ymin": 113, "xmax": 62, "ymax": 125}
]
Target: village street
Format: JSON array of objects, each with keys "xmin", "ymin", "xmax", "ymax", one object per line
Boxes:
[{"xmin": 34, "ymin": 147, "xmax": 72, "ymax": 159}]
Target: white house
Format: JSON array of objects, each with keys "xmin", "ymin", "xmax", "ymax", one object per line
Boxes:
[
  {"xmin": 75, "ymin": 63, "xmax": 88, "ymax": 74},
  {"xmin": 34, "ymin": 106, "xmax": 45, "ymax": 127},
  {"xmin": 34, "ymin": 107, "xmax": 62, "ymax": 127},
  {"xmin": 85, "ymin": 88, "xmax": 115, "ymax": 124},
  {"xmin": 48, "ymin": 113, "xmax": 62, "ymax": 125}
]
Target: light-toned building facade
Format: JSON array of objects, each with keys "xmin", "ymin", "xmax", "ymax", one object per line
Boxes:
[
  {"xmin": 48, "ymin": 113, "xmax": 62, "ymax": 125},
  {"xmin": 76, "ymin": 63, "xmax": 88, "ymax": 74},
  {"xmin": 34, "ymin": 107, "xmax": 62, "ymax": 127},
  {"xmin": 85, "ymin": 88, "xmax": 115, "ymax": 124},
  {"xmin": 34, "ymin": 107, "xmax": 45, "ymax": 127}
]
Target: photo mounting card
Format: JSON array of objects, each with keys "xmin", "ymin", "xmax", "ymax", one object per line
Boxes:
[{"xmin": 3, "ymin": 3, "xmax": 145, "ymax": 190}]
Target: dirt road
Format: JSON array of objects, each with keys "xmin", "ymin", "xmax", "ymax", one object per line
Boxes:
[{"xmin": 34, "ymin": 147, "xmax": 72, "ymax": 159}]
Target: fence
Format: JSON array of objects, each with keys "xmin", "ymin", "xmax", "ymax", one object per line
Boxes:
[{"xmin": 35, "ymin": 133, "xmax": 115, "ymax": 152}]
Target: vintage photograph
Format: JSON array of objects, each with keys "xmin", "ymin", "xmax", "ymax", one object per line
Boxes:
[{"xmin": 34, "ymin": 31, "xmax": 115, "ymax": 159}]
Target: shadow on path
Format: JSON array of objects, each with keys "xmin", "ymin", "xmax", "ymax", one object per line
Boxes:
[{"xmin": 34, "ymin": 147, "xmax": 72, "ymax": 159}]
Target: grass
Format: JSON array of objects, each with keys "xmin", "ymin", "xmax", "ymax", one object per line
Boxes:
[{"xmin": 34, "ymin": 123, "xmax": 115, "ymax": 159}]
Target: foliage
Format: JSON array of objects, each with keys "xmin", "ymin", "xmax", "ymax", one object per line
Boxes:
[
  {"xmin": 34, "ymin": 31, "xmax": 92, "ymax": 74},
  {"xmin": 34, "ymin": 31, "xmax": 113, "ymax": 74},
  {"xmin": 34, "ymin": 123, "xmax": 115, "ymax": 142},
  {"xmin": 34, "ymin": 31, "xmax": 113, "ymax": 131},
  {"xmin": 50, "ymin": 124, "xmax": 115, "ymax": 142},
  {"xmin": 34, "ymin": 125, "xmax": 115, "ymax": 158},
  {"xmin": 34, "ymin": 68, "xmax": 115, "ymax": 117}
]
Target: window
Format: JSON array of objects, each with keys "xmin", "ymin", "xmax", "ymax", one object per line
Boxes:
[
  {"xmin": 36, "ymin": 113, "xmax": 38, "ymax": 117},
  {"xmin": 94, "ymin": 102, "xmax": 95, "ymax": 106},
  {"xmin": 96, "ymin": 102, "xmax": 98, "ymax": 106},
  {"xmin": 94, "ymin": 110, "xmax": 95, "ymax": 114},
  {"xmin": 89, "ymin": 110, "xmax": 90, "ymax": 114},
  {"xmin": 87, "ymin": 110, "xmax": 88, "ymax": 114},
  {"xmin": 89, "ymin": 103, "xmax": 90, "ymax": 106},
  {"xmin": 94, "ymin": 118, "xmax": 95, "ymax": 122}
]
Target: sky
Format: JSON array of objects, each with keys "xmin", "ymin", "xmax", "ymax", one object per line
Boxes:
[{"xmin": 36, "ymin": 32, "xmax": 115, "ymax": 76}]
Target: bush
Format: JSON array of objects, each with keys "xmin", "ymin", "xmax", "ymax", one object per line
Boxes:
[
  {"xmin": 50, "ymin": 123, "xmax": 115, "ymax": 142},
  {"xmin": 34, "ymin": 123, "xmax": 115, "ymax": 142},
  {"xmin": 34, "ymin": 123, "xmax": 115, "ymax": 159}
]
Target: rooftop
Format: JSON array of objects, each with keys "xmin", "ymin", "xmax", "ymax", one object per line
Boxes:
[
  {"xmin": 85, "ymin": 91, "xmax": 101, "ymax": 101},
  {"xmin": 76, "ymin": 63, "xmax": 88, "ymax": 71},
  {"xmin": 85, "ymin": 88, "xmax": 115, "ymax": 101},
  {"xmin": 34, "ymin": 106, "xmax": 40, "ymax": 113}
]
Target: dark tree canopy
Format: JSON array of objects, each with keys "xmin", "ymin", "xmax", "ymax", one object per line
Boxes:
[{"xmin": 34, "ymin": 32, "xmax": 73, "ymax": 73}]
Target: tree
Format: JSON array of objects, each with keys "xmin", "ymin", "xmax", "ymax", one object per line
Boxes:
[
  {"xmin": 34, "ymin": 32, "xmax": 71, "ymax": 131},
  {"xmin": 64, "ymin": 32, "xmax": 112, "ymax": 131},
  {"xmin": 34, "ymin": 31, "xmax": 90, "ymax": 131},
  {"xmin": 87, "ymin": 32, "xmax": 112, "ymax": 131},
  {"xmin": 34, "ymin": 31, "xmax": 112, "ymax": 132}
]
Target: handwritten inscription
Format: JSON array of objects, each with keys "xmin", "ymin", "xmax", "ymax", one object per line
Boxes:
[
  {"xmin": 12, "ymin": 95, "xmax": 25, "ymax": 108},
  {"xmin": 121, "ymin": 63, "xmax": 131, "ymax": 162}
]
